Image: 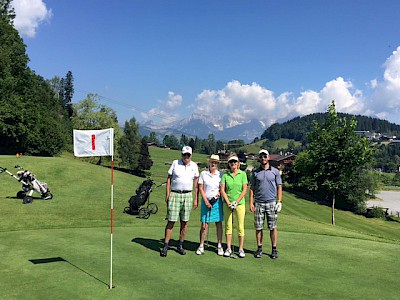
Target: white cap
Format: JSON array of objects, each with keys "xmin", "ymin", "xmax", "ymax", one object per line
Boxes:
[
  {"xmin": 228, "ymin": 155, "xmax": 239, "ymax": 162},
  {"xmin": 259, "ymin": 149, "xmax": 269, "ymax": 156},
  {"xmin": 181, "ymin": 146, "xmax": 192, "ymax": 155}
]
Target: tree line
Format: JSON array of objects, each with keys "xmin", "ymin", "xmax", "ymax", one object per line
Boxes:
[{"xmin": 261, "ymin": 112, "xmax": 400, "ymax": 144}]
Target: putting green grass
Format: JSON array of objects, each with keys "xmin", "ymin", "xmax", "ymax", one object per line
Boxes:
[{"xmin": 1, "ymin": 153, "xmax": 399, "ymax": 299}]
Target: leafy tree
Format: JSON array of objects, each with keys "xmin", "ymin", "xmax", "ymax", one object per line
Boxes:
[
  {"xmin": 148, "ymin": 131, "xmax": 159, "ymax": 145},
  {"xmin": 392, "ymin": 172, "xmax": 400, "ymax": 186},
  {"xmin": 0, "ymin": 6, "xmax": 71, "ymax": 155},
  {"xmin": 180, "ymin": 134, "xmax": 189, "ymax": 146},
  {"xmin": 72, "ymin": 94, "xmax": 118, "ymax": 129},
  {"xmin": 0, "ymin": 0, "xmax": 15, "ymax": 23},
  {"xmin": 188, "ymin": 137, "xmax": 196, "ymax": 150},
  {"xmin": 63, "ymin": 71, "xmax": 74, "ymax": 104},
  {"xmin": 118, "ymin": 117, "xmax": 141, "ymax": 171},
  {"xmin": 163, "ymin": 135, "xmax": 179, "ymax": 149},
  {"xmin": 137, "ymin": 138, "xmax": 153, "ymax": 172},
  {"xmin": 293, "ymin": 101, "xmax": 374, "ymax": 224}
]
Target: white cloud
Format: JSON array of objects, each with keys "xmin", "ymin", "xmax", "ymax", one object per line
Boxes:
[
  {"xmin": 140, "ymin": 92, "xmax": 183, "ymax": 125},
  {"xmin": 369, "ymin": 46, "xmax": 400, "ymax": 123},
  {"xmin": 13, "ymin": 0, "xmax": 53, "ymax": 38},
  {"xmin": 195, "ymin": 80, "xmax": 276, "ymax": 122},
  {"xmin": 165, "ymin": 92, "xmax": 182, "ymax": 110},
  {"xmin": 146, "ymin": 46, "xmax": 400, "ymax": 127},
  {"xmin": 192, "ymin": 78, "xmax": 365, "ymax": 125}
]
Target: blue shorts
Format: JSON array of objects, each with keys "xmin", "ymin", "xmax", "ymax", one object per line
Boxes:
[{"xmin": 200, "ymin": 198, "xmax": 223, "ymax": 223}]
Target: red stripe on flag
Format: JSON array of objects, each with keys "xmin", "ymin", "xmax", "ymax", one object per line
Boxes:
[{"xmin": 91, "ymin": 134, "xmax": 96, "ymax": 150}]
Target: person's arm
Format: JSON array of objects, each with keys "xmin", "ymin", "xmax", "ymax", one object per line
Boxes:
[
  {"xmin": 220, "ymin": 183, "xmax": 231, "ymax": 206},
  {"xmin": 234, "ymin": 172, "xmax": 248, "ymax": 204},
  {"xmin": 199, "ymin": 183, "xmax": 211, "ymax": 209},
  {"xmin": 165, "ymin": 175, "xmax": 171, "ymax": 203},
  {"xmin": 193, "ymin": 177, "xmax": 199, "ymax": 208},
  {"xmin": 235, "ymin": 184, "xmax": 247, "ymax": 204},
  {"xmin": 249, "ymin": 186, "xmax": 255, "ymax": 212},
  {"xmin": 277, "ymin": 184, "xmax": 282, "ymax": 202}
]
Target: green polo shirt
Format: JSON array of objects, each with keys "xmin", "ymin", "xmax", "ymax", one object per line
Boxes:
[{"xmin": 221, "ymin": 169, "xmax": 248, "ymax": 205}]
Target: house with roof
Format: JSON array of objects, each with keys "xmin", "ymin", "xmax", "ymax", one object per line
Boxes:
[{"xmin": 268, "ymin": 153, "xmax": 296, "ymax": 174}]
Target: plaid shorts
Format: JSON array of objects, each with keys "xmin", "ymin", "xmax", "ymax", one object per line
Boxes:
[
  {"xmin": 254, "ymin": 202, "xmax": 278, "ymax": 230},
  {"xmin": 167, "ymin": 192, "xmax": 193, "ymax": 222}
]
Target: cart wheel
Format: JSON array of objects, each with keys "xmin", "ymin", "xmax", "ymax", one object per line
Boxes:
[
  {"xmin": 147, "ymin": 203, "xmax": 158, "ymax": 214},
  {"xmin": 138, "ymin": 208, "xmax": 150, "ymax": 219},
  {"xmin": 17, "ymin": 191, "xmax": 26, "ymax": 199},
  {"xmin": 23, "ymin": 196, "xmax": 33, "ymax": 204},
  {"xmin": 43, "ymin": 192, "xmax": 53, "ymax": 200}
]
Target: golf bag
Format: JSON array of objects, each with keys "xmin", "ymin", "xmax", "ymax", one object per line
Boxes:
[
  {"xmin": 124, "ymin": 178, "xmax": 158, "ymax": 219},
  {"xmin": 0, "ymin": 166, "xmax": 53, "ymax": 204}
]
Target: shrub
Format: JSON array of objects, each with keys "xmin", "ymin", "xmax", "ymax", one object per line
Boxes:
[{"xmin": 365, "ymin": 206, "xmax": 387, "ymax": 218}]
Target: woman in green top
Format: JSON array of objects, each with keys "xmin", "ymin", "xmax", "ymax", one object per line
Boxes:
[{"xmin": 220, "ymin": 153, "xmax": 248, "ymax": 258}]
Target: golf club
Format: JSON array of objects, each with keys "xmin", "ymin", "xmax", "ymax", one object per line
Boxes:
[
  {"xmin": 230, "ymin": 205, "xmax": 238, "ymax": 259},
  {"xmin": 206, "ymin": 206, "xmax": 211, "ymax": 248}
]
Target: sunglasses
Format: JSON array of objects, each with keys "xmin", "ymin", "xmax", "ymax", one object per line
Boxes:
[
  {"xmin": 259, "ymin": 155, "xmax": 269, "ymax": 159},
  {"xmin": 228, "ymin": 160, "xmax": 238, "ymax": 164},
  {"xmin": 182, "ymin": 153, "xmax": 191, "ymax": 157}
]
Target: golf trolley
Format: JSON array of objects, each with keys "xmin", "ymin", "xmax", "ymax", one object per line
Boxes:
[
  {"xmin": 0, "ymin": 165, "xmax": 53, "ymax": 204},
  {"xmin": 124, "ymin": 178, "xmax": 162, "ymax": 219}
]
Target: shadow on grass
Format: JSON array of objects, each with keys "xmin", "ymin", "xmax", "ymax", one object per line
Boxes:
[
  {"xmin": 29, "ymin": 257, "xmax": 109, "ymax": 287},
  {"xmin": 131, "ymin": 238, "xmax": 257, "ymax": 256}
]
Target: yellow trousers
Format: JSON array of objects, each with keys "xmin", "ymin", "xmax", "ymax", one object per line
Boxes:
[{"xmin": 224, "ymin": 204, "xmax": 245, "ymax": 236}]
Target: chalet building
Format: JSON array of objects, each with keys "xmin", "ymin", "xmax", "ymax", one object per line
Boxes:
[{"xmin": 268, "ymin": 153, "xmax": 296, "ymax": 174}]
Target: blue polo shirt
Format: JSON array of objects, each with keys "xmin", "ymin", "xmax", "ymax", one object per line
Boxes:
[{"xmin": 250, "ymin": 166, "xmax": 282, "ymax": 203}]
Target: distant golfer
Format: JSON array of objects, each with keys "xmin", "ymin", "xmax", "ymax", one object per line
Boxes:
[
  {"xmin": 160, "ymin": 146, "xmax": 199, "ymax": 257},
  {"xmin": 195, "ymin": 154, "xmax": 224, "ymax": 256},
  {"xmin": 249, "ymin": 149, "xmax": 282, "ymax": 259}
]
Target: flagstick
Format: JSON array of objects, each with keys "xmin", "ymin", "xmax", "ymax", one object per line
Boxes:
[{"xmin": 109, "ymin": 157, "xmax": 114, "ymax": 289}]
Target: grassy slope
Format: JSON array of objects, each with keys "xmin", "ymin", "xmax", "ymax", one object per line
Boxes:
[{"xmin": 0, "ymin": 152, "xmax": 399, "ymax": 299}]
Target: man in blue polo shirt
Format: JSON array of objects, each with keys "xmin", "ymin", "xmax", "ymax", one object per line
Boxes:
[{"xmin": 249, "ymin": 149, "xmax": 282, "ymax": 259}]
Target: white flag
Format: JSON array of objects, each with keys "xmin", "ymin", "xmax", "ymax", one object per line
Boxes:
[{"xmin": 73, "ymin": 128, "xmax": 114, "ymax": 157}]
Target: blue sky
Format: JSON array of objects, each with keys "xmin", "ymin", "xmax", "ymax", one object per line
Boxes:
[{"xmin": 13, "ymin": 0, "xmax": 400, "ymax": 127}]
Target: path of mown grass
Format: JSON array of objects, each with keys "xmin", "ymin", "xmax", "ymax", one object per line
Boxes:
[{"xmin": 1, "ymin": 154, "xmax": 399, "ymax": 299}]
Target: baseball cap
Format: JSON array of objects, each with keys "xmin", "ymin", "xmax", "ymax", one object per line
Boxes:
[
  {"xmin": 259, "ymin": 149, "xmax": 269, "ymax": 156},
  {"xmin": 181, "ymin": 146, "xmax": 192, "ymax": 155},
  {"xmin": 228, "ymin": 155, "xmax": 239, "ymax": 162}
]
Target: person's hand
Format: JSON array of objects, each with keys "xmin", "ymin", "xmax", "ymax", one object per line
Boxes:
[
  {"xmin": 205, "ymin": 200, "xmax": 212, "ymax": 209},
  {"xmin": 193, "ymin": 199, "xmax": 198, "ymax": 209},
  {"xmin": 230, "ymin": 201, "xmax": 237, "ymax": 210},
  {"xmin": 249, "ymin": 203, "xmax": 255, "ymax": 213},
  {"xmin": 275, "ymin": 202, "xmax": 282, "ymax": 213}
]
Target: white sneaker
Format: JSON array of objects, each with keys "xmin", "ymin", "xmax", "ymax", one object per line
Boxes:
[
  {"xmin": 223, "ymin": 248, "xmax": 232, "ymax": 257},
  {"xmin": 217, "ymin": 246, "xmax": 224, "ymax": 256},
  {"xmin": 196, "ymin": 247, "xmax": 204, "ymax": 255},
  {"xmin": 239, "ymin": 249, "xmax": 246, "ymax": 258}
]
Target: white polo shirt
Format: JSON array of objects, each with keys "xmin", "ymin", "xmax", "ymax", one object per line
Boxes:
[
  {"xmin": 198, "ymin": 169, "xmax": 221, "ymax": 200},
  {"xmin": 168, "ymin": 159, "xmax": 199, "ymax": 191}
]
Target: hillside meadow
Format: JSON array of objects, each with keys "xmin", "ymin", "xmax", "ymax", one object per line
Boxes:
[{"xmin": 0, "ymin": 150, "xmax": 399, "ymax": 299}]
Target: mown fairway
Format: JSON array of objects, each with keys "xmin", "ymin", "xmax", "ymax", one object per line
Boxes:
[{"xmin": 1, "ymin": 150, "xmax": 399, "ymax": 299}]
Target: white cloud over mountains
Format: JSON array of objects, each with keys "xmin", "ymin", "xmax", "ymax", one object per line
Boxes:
[
  {"xmin": 150, "ymin": 46, "xmax": 400, "ymax": 126},
  {"xmin": 13, "ymin": 0, "xmax": 52, "ymax": 38}
]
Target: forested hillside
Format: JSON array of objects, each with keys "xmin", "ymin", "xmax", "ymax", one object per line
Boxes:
[
  {"xmin": 0, "ymin": 2, "xmax": 72, "ymax": 155},
  {"xmin": 262, "ymin": 113, "xmax": 400, "ymax": 143}
]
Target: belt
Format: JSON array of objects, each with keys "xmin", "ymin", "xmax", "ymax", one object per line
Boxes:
[{"xmin": 171, "ymin": 190, "xmax": 192, "ymax": 194}]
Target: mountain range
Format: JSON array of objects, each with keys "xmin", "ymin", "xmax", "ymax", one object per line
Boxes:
[
  {"xmin": 139, "ymin": 112, "xmax": 400, "ymax": 143},
  {"xmin": 139, "ymin": 113, "xmax": 267, "ymax": 143}
]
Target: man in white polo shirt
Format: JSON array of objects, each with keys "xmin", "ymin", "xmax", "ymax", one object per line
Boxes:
[{"xmin": 160, "ymin": 146, "xmax": 199, "ymax": 257}]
